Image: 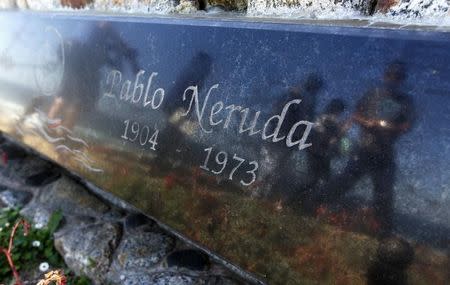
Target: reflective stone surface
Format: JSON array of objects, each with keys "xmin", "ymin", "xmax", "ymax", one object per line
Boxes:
[{"xmin": 1, "ymin": 11, "xmax": 449, "ymax": 284}]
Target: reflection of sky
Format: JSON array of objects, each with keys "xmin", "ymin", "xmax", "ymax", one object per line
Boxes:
[
  {"xmin": 0, "ymin": 14, "xmax": 91, "ymax": 93},
  {"xmin": 1, "ymin": 12, "xmax": 449, "ymax": 226}
]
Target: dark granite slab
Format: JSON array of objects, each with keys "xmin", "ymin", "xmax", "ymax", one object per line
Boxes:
[{"xmin": 0, "ymin": 11, "xmax": 449, "ymax": 284}]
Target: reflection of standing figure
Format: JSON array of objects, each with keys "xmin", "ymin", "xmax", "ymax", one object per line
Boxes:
[
  {"xmin": 165, "ymin": 52, "xmax": 212, "ymax": 116},
  {"xmin": 321, "ymin": 61, "xmax": 415, "ymax": 237},
  {"xmin": 307, "ymin": 98, "xmax": 346, "ymax": 189},
  {"xmin": 156, "ymin": 52, "xmax": 213, "ymax": 168},
  {"xmin": 276, "ymin": 74, "xmax": 324, "ymax": 150},
  {"xmin": 48, "ymin": 22, "xmax": 139, "ymax": 130},
  {"xmin": 281, "ymin": 73, "xmax": 324, "ymax": 133},
  {"xmin": 367, "ymin": 236, "xmax": 414, "ymax": 285},
  {"xmin": 269, "ymin": 74, "xmax": 324, "ymax": 199}
]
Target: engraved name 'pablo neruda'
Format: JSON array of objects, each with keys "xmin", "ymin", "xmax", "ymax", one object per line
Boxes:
[{"xmin": 104, "ymin": 69, "xmax": 314, "ymax": 151}]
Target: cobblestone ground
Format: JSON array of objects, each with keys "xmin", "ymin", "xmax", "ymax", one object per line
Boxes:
[{"xmin": 0, "ymin": 133, "xmax": 253, "ymax": 285}]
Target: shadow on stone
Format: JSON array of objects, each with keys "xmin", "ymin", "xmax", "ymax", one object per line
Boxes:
[
  {"xmin": 124, "ymin": 213, "xmax": 155, "ymax": 232},
  {"xmin": 25, "ymin": 168, "xmax": 61, "ymax": 187},
  {"xmin": 0, "ymin": 189, "xmax": 32, "ymax": 208},
  {"xmin": 0, "ymin": 142, "xmax": 28, "ymax": 160},
  {"xmin": 166, "ymin": 249, "xmax": 211, "ymax": 271}
]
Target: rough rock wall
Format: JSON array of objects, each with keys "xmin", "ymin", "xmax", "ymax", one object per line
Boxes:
[
  {"xmin": 0, "ymin": 0, "xmax": 449, "ymax": 23},
  {"xmin": 247, "ymin": 0, "xmax": 450, "ymax": 16},
  {"xmin": 94, "ymin": 0, "xmax": 175, "ymax": 14},
  {"xmin": 376, "ymin": 0, "xmax": 449, "ymax": 18},
  {"xmin": 247, "ymin": 0, "xmax": 449, "ymax": 24},
  {"xmin": 247, "ymin": 0, "xmax": 373, "ymax": 17}
]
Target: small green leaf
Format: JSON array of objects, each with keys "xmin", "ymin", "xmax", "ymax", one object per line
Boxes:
[
  {"xmin": 48, "ymin": 254, "xmax": 59, "ymax": 265},
  {"xmin": 44, "ymin": 246, "xmax": 54, "ymax": 258},
  {"xmin": 24, "ymin": 251, "xmax": 32, "ymax": 260},
  {"xmin": 47, "ymin": 210, "xmax": 63, "ymax": 234},
  {"xmin": 87, "ymin": 257, "xmax": 97, "ymax": 268}
]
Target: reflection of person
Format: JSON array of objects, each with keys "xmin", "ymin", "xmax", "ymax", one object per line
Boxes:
[
  {"xmin": 268, "ymin": 74, "xmax": 324, "ymax": 199},
  {"xmin": 165, "ymin": 52, "xmax": 212, "ymax": 116},
  {"xmin": 367, "ymin": 237, "xmax": 414, "ymax": 285},
  {"xmin": 155, "ymin": 52, "xmax": 213, "ymax": 168},
  {"xmin": 307, "ymin": 98, "xmax": 347, "ymax": 189},
  {"xmin": 48, "ymin": 22, "xmax": 139, "ymax": 130},
  {"xmin": 280, "ymin": 73, "xmax": 324, "ymax": 136},
  {"xmin": 320, "ymin": 61, "xmax": 415, "ymax": 237}
]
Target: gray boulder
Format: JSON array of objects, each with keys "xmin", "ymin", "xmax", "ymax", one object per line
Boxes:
[
  {"xmin": 54, "ymin": 222, "xmax": 121, "ymax": 284},
  {"xmin": 107, "ymin": 230, "xmax": 175, "ymax": 282},
  {"xmin": 21, "ymin": 175, "xmax": 109, "ymax": 226}
]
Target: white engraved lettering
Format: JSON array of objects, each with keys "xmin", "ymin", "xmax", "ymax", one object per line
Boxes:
[
  {"xmin": 107, "ymin": 69, "xmax": 314, "ymax": 154},
  {"xmin": 239, "ymin": 108, "xmax": 261, "ymax": 135},
  {"xmin": 286, "ymin": 120, "xmax": 314, "ymax": 150},
  {"xmin": 131, "ymin": 70, "xmax": 145, "ymax": 103},
  {"xmin": 181, "ymin": 84, "xmax": 219, "ymax": 133},
  {"xmin": 151, "ymin": 88, "xmax": 165, "ymax": 109},
  {"xmin": 143, "ymin": 72, "xmax": 159, "ymax": 108},
  {"xmin": 209, "ymin": 101, "xmax": 224, "ymax": 126},
  {"xmin": 201, "ymin": 147, "xmax": 259, "ymax": 186},
  {"xmin": 262, "ymin": 99, "xmax": 301, "ymax": 142},
  {"xmin": 223, "ymin": 104, "xmax": 243, "ymax": 129},
  {"xmin": 121, "ymin": 119, "xmax": 159, "ymax": 151},
  {"xmin": 120, "ymin": 80, "xmax": 131, "ymax": 101},
  {"xmin": 105, "ymin": 69, "xmax": 122, "ymax": 98}
]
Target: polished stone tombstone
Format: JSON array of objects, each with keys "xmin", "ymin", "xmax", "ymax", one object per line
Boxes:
[{"xmin": 0, "ymin": 11, "xmax": 449, "ymax": 284}]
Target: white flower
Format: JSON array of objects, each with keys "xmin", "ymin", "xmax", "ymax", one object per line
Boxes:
[
  {"xmin": 0, "ymin": 227, "xmax": 3, "ymax": 232},
  {"xmin": 35, "ymin": 223, "xmax": 44, "ymax": 229},
  {"xmin": 4, "ymin": 222, "xmax": 10, "ymax": 227},
  {"xmin": 32, "ymin": 240, "xmax": 41, "ymax": 247},
  {"xmin": 39, "ymin": 262, "xmax": 49, "ymax": 272}
]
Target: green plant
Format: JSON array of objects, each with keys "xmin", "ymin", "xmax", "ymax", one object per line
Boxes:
[
  {"xmin": 0, "ymin": 208, "xmax": 91, "ymax": 284},
  {"xmin": 0, "ymin": 217, "xmax": 30, "ymax": 285},
  {"xmin": 0, "ymin": 208, "xmax": 64, "ymax": 279},
  {"xmin": 65, "ymin": 273, "xmax": 90, "ymax": 285}
]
